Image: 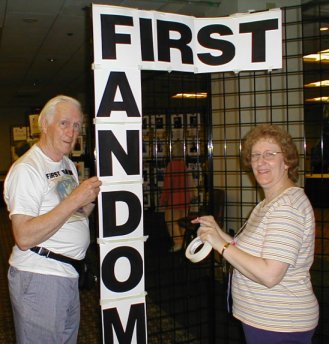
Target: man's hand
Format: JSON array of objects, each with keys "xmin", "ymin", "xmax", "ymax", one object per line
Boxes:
[{"xmin": 69, "ymin": 176, "xmax": 102, "ymax": 210}]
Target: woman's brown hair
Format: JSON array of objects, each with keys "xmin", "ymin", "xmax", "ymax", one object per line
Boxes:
[{"xmin": 241, "ymin": 124, "xmax": 299, "ymax": 182}]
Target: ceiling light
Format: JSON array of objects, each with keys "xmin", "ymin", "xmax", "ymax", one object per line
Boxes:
[
  {"xmin": 172, "ymin": 92, "xmax": 207, "ymax": 99},
  {"xmin": 48, "ymin": 58, "xmax": 56, "ymax": 62},
  {"xmin": 320, "ymin": 27, "xmax": 329, "ymax": 31},
  {"xmin": 304, "ymin": 80, "xmax": 329, "ymax": 87},
  {"xmin": 303, "ymin": 49, "xmax": 329, "ymax": 63},
  {"xmin": 305, "ymin": 96, "xmax": 329, "ymax": 102}
]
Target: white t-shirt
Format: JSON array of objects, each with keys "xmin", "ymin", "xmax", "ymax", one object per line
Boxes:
[{"xmin": 4, "ymin": 144, "xmax": 90, "ymax": 278}]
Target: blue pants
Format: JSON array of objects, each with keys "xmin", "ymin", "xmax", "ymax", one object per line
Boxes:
[
  {"xmin": 8, "ymin": 266, "xmax": 80, "ymax": 344},
  {"xmin": 242, "ymin": 323, "xmax": 316, "ymax": 344}
]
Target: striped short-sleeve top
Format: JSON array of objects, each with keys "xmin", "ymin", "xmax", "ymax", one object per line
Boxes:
[{"xmin": 232, "ymin": 187, "xmax": 319, "ymax": 332}]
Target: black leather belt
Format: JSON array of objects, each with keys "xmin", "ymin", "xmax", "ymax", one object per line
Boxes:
[{"xmin": 30, "ymin": 246, "xmax": 82, "ymax": 273}]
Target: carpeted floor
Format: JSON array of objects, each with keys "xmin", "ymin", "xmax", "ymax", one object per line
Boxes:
[{"xmin": 2, "ymin": 206, "xmax": 328, "ymax": 343}]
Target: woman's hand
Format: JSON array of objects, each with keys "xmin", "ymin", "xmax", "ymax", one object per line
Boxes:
[
  {"xmin": 197, "ymin": 222, "xmax": 225, "ymax": 253},
  {"xmin": 191, "ymin": 215, "xmax": 221, "ymax": 232},
  {"xmin": 192, "ymin": 215, "xmax": 233, "ymax": 244}
]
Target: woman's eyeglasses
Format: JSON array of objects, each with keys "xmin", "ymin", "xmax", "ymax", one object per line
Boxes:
[{"xmin": 250, "ymin": 151, "xmax": 282, "ymax": 162}]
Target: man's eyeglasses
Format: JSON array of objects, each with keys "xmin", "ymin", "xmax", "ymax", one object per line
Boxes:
[{"xmin": 250, "ymin": 151, "xmax": 282, "ymax": 162}]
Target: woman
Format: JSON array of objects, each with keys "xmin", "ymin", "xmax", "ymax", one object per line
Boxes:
[
  {"xmin": 160, "ymin": 140, "xmax": 195, "ymax": 252},
  {"xmin": 193, "ymin": 124, "xmax": 319, "ymax": 343}
]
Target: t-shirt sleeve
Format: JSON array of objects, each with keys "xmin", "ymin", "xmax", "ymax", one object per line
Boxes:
[
  {"xmin": 261, "ymin": 205, "xmax": 304, "ymax": 266},
  {"xmin": 5, "ymin": 163, "xmax": 45, "ymax": 218}
]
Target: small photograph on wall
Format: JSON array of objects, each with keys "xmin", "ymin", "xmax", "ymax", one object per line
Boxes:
[
  {"xmin": 171, "ymin": 114, "xmax": 184, "ymax": 142},
  {"xmin": 154, "ymin": 140, "xmax": 166, "ymax": 157},
  {"xmin": 142, "ymin": 140, "xmax": 150, "ymax": 158},
  {"xmin": 142, "ymin": 128, "xmax": 150, "ymax": 146},
  {"xmin": 153, "ymin": 130, "xmax": 166, "ymax": 157},
  {"xmin": 143, "ymin": 164, "xmax": 150, "ymax": 185},
  {"xmin": 12, "ymin": 126, "xmax": 28, "ymax": 142},
  {"xmin": 187, "ymin": 113, "xmax": 200, "ymax": 128},
  {"xmin": 29, "ymin": 114, "xmax": 40, "ymax": 137},
  {"xmin": 81, "ymin": 120, "xmax": 87, "ymax": 136},
  {"xmin": 172, "ymin": 129, "xmax": 184, "ymax": 141},
  {"xmin": 187, "ymin": 138, "xmax": 199, "ymax": 156},
  {"xmin": 72, "ymin": 136, "xmax": 84, "ymax": 157},
  {"xmin": 74, "ymin": 161, "xmax": 85, "ymax": 182},
  {"xmin": 172, "ymin": 114, "xmax": 183, "ymax": 129},
  {"xmin": 153, "ymin": 114, "xmax": 166, "ymax": 130}
]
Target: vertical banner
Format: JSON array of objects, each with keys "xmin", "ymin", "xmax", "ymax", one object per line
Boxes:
[
  {"xmin": 92, "ymin": 4, "xmax": 282, "ymax": 343},
  {"xmin": 93, "ymin": 19, "xmax": 146, "ymax": 340}
]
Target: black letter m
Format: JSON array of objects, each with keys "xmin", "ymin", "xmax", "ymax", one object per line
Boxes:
[{"xmin": 103, "ymin": 303, "xmax": 146, "ymax": 343}]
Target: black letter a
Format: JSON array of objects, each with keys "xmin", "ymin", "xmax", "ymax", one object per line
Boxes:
[{"xmin": 97, "ymin": 71, "xmax": 141, "ymax": 118}]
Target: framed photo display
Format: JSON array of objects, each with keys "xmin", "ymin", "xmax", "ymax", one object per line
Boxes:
[
  {"xmin": 72, "ymin": 136, "xmax": 84, "ymax": 157},
  {"xmin": 172, "ymin": 114, "xmax": 183, "ymax": 129},
  {"xmin": 153, "ymin": 130, "xmax": 166, "ymax": 157},
  {"xmin": 74, "ymin": 161, "xmax": 85, "ymax": 182},
  {"xmin": 187, "ymin": 113, "xmax": 200, "ymax": 128},
  {"xmin": 29, "ymin": 114, "xmax": 40, "ymax": 137},
  {"xmin": 153, "ymin": 114, "xmax": 166, "ymax": 130},
  {"xmin": 12, "ymin": 126, "xmax": 28, "ymax": 142},
  {"xmin": 187, "ymin": 137, "xmax": 199, "ymax": 156}
]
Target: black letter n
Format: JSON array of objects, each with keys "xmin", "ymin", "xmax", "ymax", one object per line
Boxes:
[{"xmin": 98, "ymin": 130, "xmax": 140, "ymax": 176}]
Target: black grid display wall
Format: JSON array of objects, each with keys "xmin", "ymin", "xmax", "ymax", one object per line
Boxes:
[
  {"xmin": 211, "ymin": 2, "xmax": 328, "ymax": 343},
  {"xmin": 142, "ymin": 70, "xmax": 216, "ymax": 343},
  {"xmin": 143, "ymin": 2, "xmax": 328, "ymax": 343}
]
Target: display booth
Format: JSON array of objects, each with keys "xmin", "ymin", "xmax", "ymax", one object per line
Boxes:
[{"xmin": 92, "ymin": 4, "xmax": 282, "ymax": 343}]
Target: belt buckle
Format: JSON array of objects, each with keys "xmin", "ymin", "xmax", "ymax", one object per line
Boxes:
[{"xmin": 38, "ymin": 247, "xmax": 50, "ymax": 257}]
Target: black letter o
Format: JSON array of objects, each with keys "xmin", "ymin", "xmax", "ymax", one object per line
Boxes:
[{"xmin": 102, "ymin": 246, "xmax": 143, "ymax": 292}]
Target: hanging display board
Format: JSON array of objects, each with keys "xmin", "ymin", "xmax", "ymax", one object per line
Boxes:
[{"xmin": 92, "ymin": 4, "xmax": 282, "ymax": 343}]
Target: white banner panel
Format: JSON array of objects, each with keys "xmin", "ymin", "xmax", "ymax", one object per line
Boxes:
[
  {"xmin": 93, "ymin": 67, "xmax": 142, "ymax": 122},
  {"xmin": 98, "ymin": 183, "xmax": 143, "ymax": 240},
  {"xmin": 99, "ymin": 239, "xmax": 145, "ymax": 300},
  {"xmin": 92, "ymin": 4, "xmax": 282, "ymax": 73},
  {"xmin": 101, "ymin": 294, "xmax": 147, "ymax": 344},
  {"xmin": 95, "ymin": 122, "xmax": 142, "ymax": 182},
  {"xmin": 93, "ymin": 5, "xmax": 143, "ymax": 69},
  {"xmin": 194, "ymin": 9, "xmax": 282, "ymax": 73}
]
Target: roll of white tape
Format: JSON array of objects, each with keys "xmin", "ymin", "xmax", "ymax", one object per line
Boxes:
[{"xmin": 185, "ymin": 236, "xmax": 212, "ymax": 263}]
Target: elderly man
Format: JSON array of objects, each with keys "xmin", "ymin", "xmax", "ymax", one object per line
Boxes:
[{"xmin": 4, "ymin": 95, "xmax": 101, "ymax": 343}]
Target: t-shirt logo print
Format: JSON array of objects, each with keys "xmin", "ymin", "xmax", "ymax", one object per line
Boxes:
[
  {"xmin": 56, "ymin": 175, "xmax": 77, "ymax": 200},
  {"xmin": 56, "ymin": 175, "xmax": 85, "ymax": 221}
]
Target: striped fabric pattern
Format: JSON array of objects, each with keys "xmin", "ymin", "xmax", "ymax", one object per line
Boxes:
[{"xmin": 232, "ymin": 187, "xmax": 319, "ymax": 332}]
